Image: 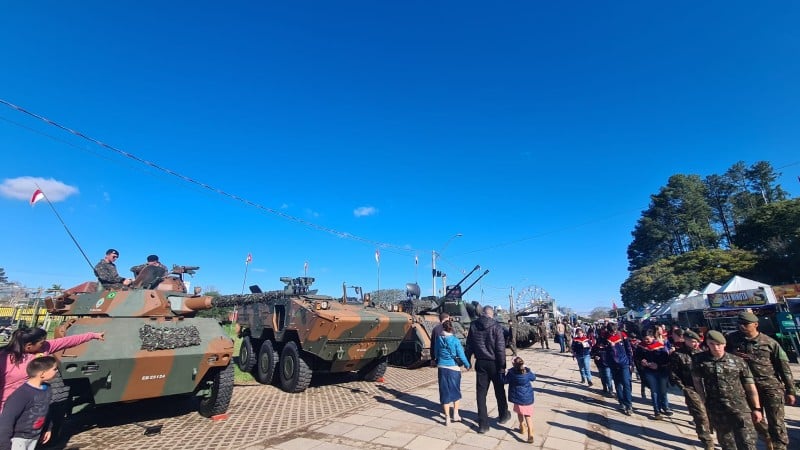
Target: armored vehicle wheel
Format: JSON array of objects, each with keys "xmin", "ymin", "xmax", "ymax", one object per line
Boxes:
[
  {"xmin": 278, "ymin": 341, "xmax": 312, "ymax": 393},
  {"xmin": 255, "ymin": 340, "xmax": 278, "ymax": 384},
  {"xmin": 358, "ymin": 357, "xmax": 388, "ymax": 381},
  {"xmin": 237, "ymin": 336, "xmax": 257, "ymax": 372},
  {"xmin": 198, "ymin": 364, "xmax": 234, "ymax": 418}
]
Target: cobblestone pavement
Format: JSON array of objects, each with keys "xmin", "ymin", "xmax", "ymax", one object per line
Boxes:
[
  {"xmin": 49, "ymin": 366, "xmax": 438, "ymax": 450},
  {"xmin": 47, "ymin": 347, "xmax": 800, "ymax": 449}
]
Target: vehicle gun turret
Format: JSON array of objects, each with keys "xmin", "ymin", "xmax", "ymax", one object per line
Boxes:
[{"xmin": 42, "ymin": 265, "xmax": 234, "ymax": 419}]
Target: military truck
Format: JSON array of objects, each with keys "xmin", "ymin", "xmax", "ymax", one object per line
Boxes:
[
  {"xmin": 388, "ymin": 265, "xmax": 489, "ymax": 368},
  {"xmin": 213, "ymin": 276, "xmax": 412, "ymax": 393},
  {"xmin": 44, "ymin": 265, "xmax": 235, "ymax": 418}
]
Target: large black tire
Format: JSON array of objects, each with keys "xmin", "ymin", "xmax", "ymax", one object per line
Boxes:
[
  {"xmin": 254, "ymin": 340, "xmax": 278, "ymax": 385},
  {"xmin": 237, "ymin": 336, "xmax": 257, "ymax": 372},
  {"xmin": 358, "ymin": 357, "xmax": 388, "ymax": 381},
  {"xmin": 278, "ymin": 341, "xmax": 312, "ymax": 393},
  {"xmin": 198, "ymin": 364, "xmax": 234, "ymax": 418}
]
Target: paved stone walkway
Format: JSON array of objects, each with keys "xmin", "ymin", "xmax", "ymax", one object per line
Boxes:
[{"xmin": 255, "ymin": 347, "xmax": 800, "ymax": 450}]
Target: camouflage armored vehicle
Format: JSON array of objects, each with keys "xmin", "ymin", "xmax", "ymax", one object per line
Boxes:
[
  {"xmin": 387, "ymin": 265, "xmax": 489, "ymax": 368},
  {"xmin": 212, "ymin": 276, "xmax": 412, "ymax": 393},
  {"xmin": 44, "ymin": 265, "xmax": 234, "ymax": 418},
  {"xmin": 497, "ymin": 309, "xmax": 539, "ymax": 349}
]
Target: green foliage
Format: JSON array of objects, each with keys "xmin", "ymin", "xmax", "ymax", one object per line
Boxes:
[
  {"xmin": 734, "ymin": 199, "xmax": 800, "ymax": 284},
  {"xmin": 628, "ymin": 174, "xmax": 717, "ymax": 270},
  {"xmin": 623, "ymin": 161, "xmax": 791, "ymax": 306},
  {"xmin": 621, "ymin": 248, "xmax": 759, "ymax": 310}
]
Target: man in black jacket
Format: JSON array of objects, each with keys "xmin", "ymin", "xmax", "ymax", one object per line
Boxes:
[{"xmin": 466, "ymin": 305, "xmax": 511, "ymax": 433}]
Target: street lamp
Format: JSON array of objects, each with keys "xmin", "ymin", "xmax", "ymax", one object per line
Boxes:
[{"xmin": 432, "ymin": 233, "xmax": 462, "ymax": 296}]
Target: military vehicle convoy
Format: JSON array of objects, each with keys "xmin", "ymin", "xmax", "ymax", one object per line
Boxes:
[
  {"xmin": 387, "ymin": 265, "xmax": 489, "ymax": 368},
  {"xmin": 212, "ymin": 276, "xmax": 412, "ymax": 393},
  {"xmin": 44, "ymin": 265, "xmax": 235, "ymax": 418}
]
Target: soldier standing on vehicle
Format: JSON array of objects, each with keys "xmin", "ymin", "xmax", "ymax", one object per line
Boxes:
[
  {"xmin": 726, "ymin": 311, "xmax": 796, "ymax": 450},
  {"xmin": 670, "ymin": 329, "xmax": 714, "ymax": 450},
  {"xmin": 692, "ymin": 330, "xmax": 762, "ymax": 450},
  {"xmin": 94, "ymin": 249, "xmax": 131, "ymax": 289}
]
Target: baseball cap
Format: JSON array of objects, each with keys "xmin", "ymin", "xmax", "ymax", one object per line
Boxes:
[
  {"xmin": 147, "ymin": 254, "xmax": 159, "ymax": 262},
  {"xmin": 106, "ymin": 249, "xmax": 119, "ymax": 256}
]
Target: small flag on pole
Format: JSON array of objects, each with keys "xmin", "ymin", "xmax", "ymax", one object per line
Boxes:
[
  {"xmin": 246, "ymin": 253, "xmax": 252, "ymax": 264},
  {"xmin": 304, "ymin": 261, "xmax": 308, "ymax": 273},
  {"xmin": 375, "ymin": 249, "xmax": 380, "ymax": 264},
  {"xmin": 414, "ymin": 255, "xmax": 418, "ymax": 265},
  {"xmin": 30, "ymin": 189, "xmax": 45, "ymax": 206},
  {"xmin": 612, "ymin": 301, "xmax": 618, "ymax": 311}
]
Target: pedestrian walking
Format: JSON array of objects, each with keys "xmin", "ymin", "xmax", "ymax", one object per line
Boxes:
[
  {"xmin": 635, "ymin": 329, "xmax": 671, "ymax": 419},
  {"xmin": 555, "ymin": 321, "xmax": 566, "ymax": 353},
  {"xmin": 692, "ymin": 330, "xmax": 763, "ymax": 450},
  {"xmin": 570, "ymin": 328, "xmax": 593, "ymax": 386},
  {"xmin": 434, "ymin": 320, "xmax": 470, "ymax": 426},
  {"xmin": 504, "ymin": 356, "xmax": 536, "ymax": 444},
  {"xmin": 669, "ymin": 329, "xmax": 714, "ymax": 450},
  {"xmin": 605, "ymin": 322, "xmax": 634, "ymax": 415},
  {"xmin": 430, "ymin": 312, "xmax": 450, "ymax": 367},
  {"xmin": 465, "ymin": 306, "xmax": 510, "ymax": 433},
  {"xmin": 726, "ymin": 311, "xmax": 796, "ymax": 450},
  {"xmin": 591, "ymin": 328, "xmax": 615, "ymax": 397}
]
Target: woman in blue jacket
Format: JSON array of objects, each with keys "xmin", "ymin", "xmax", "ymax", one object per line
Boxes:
[
  {"xmin": 505, "ymin": 356, "xmax": 536, "ymax": 443},
  {"xmin": 435, "ymin": 320, "xmax": 470, "ymax": 425}
]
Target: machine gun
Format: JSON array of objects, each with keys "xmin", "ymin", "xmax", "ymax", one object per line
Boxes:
[{"xmin": 420, "ymin": 265, "xmax": 490, "ymax": 315}]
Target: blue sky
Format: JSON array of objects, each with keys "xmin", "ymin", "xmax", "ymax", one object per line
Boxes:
[{"xmin": 1, "ymin": 2, "xmax": 798, "ymax": 314}]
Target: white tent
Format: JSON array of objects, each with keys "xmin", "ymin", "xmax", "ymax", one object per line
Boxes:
[
  {"xmin": 716, "ymin": 275, "xmax": 778, "ymax": 303},
  {"xmin": 670, "ymin": 285, "xmax": 719, "ymax": 319}
]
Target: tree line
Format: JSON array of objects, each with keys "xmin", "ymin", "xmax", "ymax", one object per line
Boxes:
[{"xmin": 621, "ymin": 161, "xmax": 799, "ymax": 310}]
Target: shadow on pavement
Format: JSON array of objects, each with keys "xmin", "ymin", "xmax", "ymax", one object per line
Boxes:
[{"xmin": 550, "ymin": 409, "xmax": 701, "ymax": 450}]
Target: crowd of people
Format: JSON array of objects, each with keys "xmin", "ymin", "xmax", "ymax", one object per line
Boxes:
[
  {"xmin": 432, "ymin": 306, "xmax": 796, "ymax": 450},
  {"xmin": 557, "ymin": 312, "xmax": 796, "ymax": 450}
]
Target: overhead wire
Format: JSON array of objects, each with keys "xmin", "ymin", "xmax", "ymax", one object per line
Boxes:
[{"xmin": 0, "ymin": 98, "xmax": 413, "ymax": 253}]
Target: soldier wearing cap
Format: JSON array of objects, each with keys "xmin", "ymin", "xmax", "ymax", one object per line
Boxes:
[
  {"xmin": 692, "ymin": 330, "xmax": 762, "ymax": 450},
  {"xmin": 670, "ymin": 329, "xmax": 714, "ymax": 449},
  {"xmin": 726, "ymin": 310, "xmax": 796, "ymax": 450},
  {"xmin": 94, "ymin": 249, "xmax": 132, "ymax": 289}
]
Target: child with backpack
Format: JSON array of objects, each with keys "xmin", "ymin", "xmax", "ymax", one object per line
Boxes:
[{"xmin": 505, "ymin": 356, "xmax": 536, "ymax": 443}]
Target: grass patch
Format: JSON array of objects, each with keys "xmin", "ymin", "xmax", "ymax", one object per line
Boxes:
[{"xmin": 224, "ymin": 323, "xmax": 254, "ymax": 383}]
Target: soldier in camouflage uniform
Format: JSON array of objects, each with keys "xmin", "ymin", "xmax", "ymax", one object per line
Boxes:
[
  {"xmin": 692, "ymin": 330, "xmax": 763, "ymax": 450},
  {"xmin": 94, "ymin": 248, "xmax": 131, "ymax": 290},
  {"xmin": 670, "ymin": 329, "xmax": 714, "ymax": 450},
  {"xmin": 726, "ymin": 311, "xmax": 796, "ymax": 450}
]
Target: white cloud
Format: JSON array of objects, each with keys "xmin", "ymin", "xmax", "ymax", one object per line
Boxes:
[
  {"xmin": 353, "ymin": 206, "xmax": 377, "ymax": 217},
  {"xmin": 0, "ymin": 176, "xmax": 79, "ymax": 202},
  {"xmin": 103, "ymin": 192, "xmax": 111, "ymax": 202}
]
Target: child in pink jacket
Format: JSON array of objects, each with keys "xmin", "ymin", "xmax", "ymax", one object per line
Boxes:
[{"xmin": 0, "ymin": 326, "xmax": 104, "ymax": 412}]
